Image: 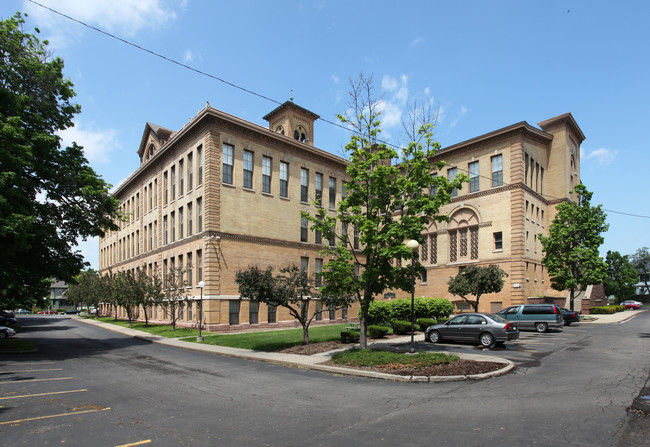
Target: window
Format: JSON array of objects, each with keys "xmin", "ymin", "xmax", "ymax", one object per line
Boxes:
[
  {"xmin": 328, "ymin": 223, "xmax": 336, "ymax": 246},
  {"xmin": 178, "ymin": 254, "xmax": 184, "ymax": 285},
  {"xmin": 300, "ymin": 168, "xmax": 309, "ymax": 202},
  {"xmin": 185, "ymin": 203, "xmax": 192, "ymax": 237},
  {"xmin": 163, "ymin": 216, "xmax": 168, "ymax": 245},
  {"xmin": 170, "ymin": 211, "xmax": 176, "ymax": 242},
  {"xmin": 301, "ymin": 216, "xmax": 308, "ymax": 242},
  {"xmin": 494, "ymin": 232, "xmax": 503, "ymax": 250},
  {"xmin": 229, "ymin": 300, "xmax": 240, "ymax": 325},
  {"xmin": 341, "ymin": 182, "xmax": 347, "ymax": 201},
  {"xmin": 341, "ymin": 222, "xmax": 348, "ymax": 243},
  {"xmin": 315, "ymin": 221, "xmax": 322, "ymax": 245},
  {"xmin": 469, "ymin": 161, "xmax": 479, "ymax": 193},
  {"xmin": 163, "ymin": 171, "xmax": 168, "ymax": 204},
  {"xmin": 154, "ymin": 178, "xmax": 157, "ymax": 208},
  {"xmin": 197, "ymin": 249, "xmax": 203, "ymax": 282},
  {"xmin": 329, "ymin": 306, "xmax": 336, "ymax": 321},
  {"xmin": 268, "ymin": 304, "xmax": 277, "ymax": 323},
  {"xmin": 448, "ymin": 167, "xmax": 458, "ymax": 197},
  {"xmin": 315, "ymin": 173, "xmax": 323, "ymax": 206},
  {"xmin": 243, "ymin": 150, "xmax": 253, "ymax": 189},
  {"xmin": 187, "ymin": 252, "xmax": 192, "ymax": 287},
  {"xmin": 136, "ymin": 193, "xmax": 140, "ymax": 218},
  {"xmin": 315, "ymin": 258, "xmax": 323, "ymax": 287},
  {"xmin": 280, "ymin": 162, "xmax": 289, "ymax": 198},
  {"xmin": 353, "ymin": 226, "xmax": 359, "ymax": 249},
  {"xmin": 315, "ymin": 301, "xmax": 322, "ymax": 321},
  {"xmin": 262, "ymin": 156, "xmax": 271, "ymax": 194},
  {"xmin": 492, "ymin": 154, "xmax": 503, "ymax": 187},
  {"xmin": 430, "ymin": 173, "xmax": 438, "ymax": 196},
  {"xmin": 223, "ymin": 143, "xmax": 234, "ymax": 184},
  {"xmin": 300, "ymin": 257, "xmax": 309, "ymax": 275},
  {"xmin": 197, "ymin": 145, "xmax": 203, "ymax": 186},
  {"xmin": 187, "ymin": 153, "xmax": 193, "ymax": 191},
  {"xmin": 178, "ymin": 206, "xmax": 184, "ymax": 239},
  {"xmin": 448, "ymin": 209, "xmax": 479, "ymax": 263},
  {"xmin": 197, "ymin": 198, "xmax": 203, "ymax": 232},
  {"xmin": 170, "ymin": 166, "xmax": 176, "ymax": 200},
  {"xmin": 249, "ymin": 301, "xmax": 259, "ymax": 324},
  {"xmin": 329, "ymin": 177, "xmax": 336, "ymax": 209},
  {"xmin": 179, "ymin": 159, "xmax": 184, "ymax": 196}
]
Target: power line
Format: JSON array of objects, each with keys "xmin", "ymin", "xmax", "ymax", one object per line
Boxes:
[{"xmin": 27, "ymin": 0, "xmax": 649, "ymax": 220}]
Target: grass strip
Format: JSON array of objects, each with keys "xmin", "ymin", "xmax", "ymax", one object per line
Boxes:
[
  {"xmin": 330, "ymin": 348, "xmax": 459, "ymax": 367},
  {"xmin": 0, "ymin": 339, "xmax": 37, "ymax": 352}
]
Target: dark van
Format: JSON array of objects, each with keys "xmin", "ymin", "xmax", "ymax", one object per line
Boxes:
[{"xmin": 496, "ymin": 304, "xmax": 564, "ymax": 333}]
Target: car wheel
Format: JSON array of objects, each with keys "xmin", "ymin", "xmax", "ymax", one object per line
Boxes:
[
  {"xmin": 535, "ymin": 322, "xmax": 548, "ymax": 333},
  {"xmin": 0, "ymin": 331, "xmax": 6, "ymax": 339},
  {"xmin": 565, "ymin": 321, "xmax": 571, "ymax": 326},
  {"xmin": 428, "ymin": 330, "xmax": 441, "ymax": 343},
  {"xmin": 479, "ymin": 332, "xmax": 494, "ymax": 347}
]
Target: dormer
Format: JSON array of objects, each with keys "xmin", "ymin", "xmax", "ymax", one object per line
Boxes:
[
  {"xmin": 263, "ymin": 101, "xmax": 320, "ymax": 146},
  {"xmin": 137, "ymin": 122, "xmax": 174, "ymax": 166}
]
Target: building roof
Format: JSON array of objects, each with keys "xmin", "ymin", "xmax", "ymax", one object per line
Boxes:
[{"xmin": 262, "ymin": 101, "xmax": 320, "ymax": 121}]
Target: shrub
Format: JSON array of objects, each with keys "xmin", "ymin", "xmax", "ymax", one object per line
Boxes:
[
  {"xmin": 422, "ymin": 297, "xmax": 454, "ymax": 318},
  {"xmin": 437, "ymin": 317, "xmax": 450, "ymax": 324},
  {"xmin": 362, "ymin": 300, "xmax": 393, "ymax": 325},
  {"xmin": 368, "ymin": 325, "xmax": 389, "ymax": 339},
  {"xmin": 590, "ymin": 305, "xmax": 625, "ymax": 314},
  {"xmin": 417, "ymin": 318, "xmax": 437, "ymax": 329},
  {"xmin": 340, "ymin": 330, "xmax": 360, "ymax": 343},
  {"xmin": 392, "ymin": 320, "xmax": 414, "ymax": 335}
]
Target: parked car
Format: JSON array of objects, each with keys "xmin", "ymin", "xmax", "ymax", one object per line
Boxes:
[
  {"xmin": 37, "ymin": 310, "xmax": 57, "ymax": 314},
  {"xmin": 621, "ymin": 300, "xmax": 642, "ymax": 310},
  {"xmin": 0, "ymin": 310, "xmax": 15, "ymax": 318},
  {"xmin": 0, "ymin": 325, "xmax": 16, "ymax": 338},
  {"xmin": 0, "ymin": 316, "xmax": 18, "ymax": 326},
  {"xmin": 496, "ymin": 304, "xmax": 564, "ymax": 333},
  {"xmin": 424, "ymin": 313, "xmax": 520, "ymax": 347},
  {"xmin": 14, "ymin": 309, "xmax": 30, "ymax": 314},
  {"xmin": 64, "ymin": 309, "xmax": 80, "ymax": 315},
  {"xmin": 561, "ymin": 308, "xmax": 580, "ymax": 326}
]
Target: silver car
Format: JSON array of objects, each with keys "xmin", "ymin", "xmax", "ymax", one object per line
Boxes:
[
  {"xmin": 425, "ymin": 313, "xmax": 519, "ymax": 347},
  {"xmin": 0, "ymin": 325, "xmax": 16, "ymax": 339}
]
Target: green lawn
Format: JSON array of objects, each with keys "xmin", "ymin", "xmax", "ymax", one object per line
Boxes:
[
  {"xmin": 0, "ymin": 339, "xmax": 37, "ymax": 352},
  {"xmin": 331, "ymin": 348, "xmax": 459, "ymax": 367},
  {"xmin": 181, "ymin": 324, "xmax": 348, "ymax": 351},
  {"xmin": 91, "ymin": 317, "xmax": 204, "ymax": 338}
]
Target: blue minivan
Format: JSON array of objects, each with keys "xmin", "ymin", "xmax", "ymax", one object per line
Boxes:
[{"xmin": 496, "ymin": 304, "xmax": 564, "ymax": 333}]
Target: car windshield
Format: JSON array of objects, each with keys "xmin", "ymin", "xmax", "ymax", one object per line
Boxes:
[{"xmin": 485, "ymin": 313, "xmax": 508, "ymax": 324}]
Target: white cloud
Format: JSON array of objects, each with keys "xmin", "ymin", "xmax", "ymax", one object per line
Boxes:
[
  {"xmin": 58, "ymin": 121, "xmax": 120, "ymax": 165},
  {"xmin": 24, "ymin": 0, "xmax": 180, "ymax": 46},
  {"xmin": 331, "ymin": 74, "xmax": 340, "ymax": 84},
  {"xmin": 377, "ymin": 74, "xmax": 410, "ymax": 129},
  {"xmin": 183, "ymin": 49, "xmax": 194, "ymax": 63},
  {"xmin": 410, "ymin": 37, "xmax": 424, "ymax": 47},
  {"xmin": 581, "ymin": 147, "xmax": 618, "ymax": 165},
  {"xmin": 449, "ymin": 106, "xmax": 468, "ymax": 128}
]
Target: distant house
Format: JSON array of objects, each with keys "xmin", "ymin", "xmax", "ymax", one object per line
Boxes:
[
  {"xmin": 50, "ymin": 280, "xmax": 68, "ymax": 308},
  {"xmin": 636, "ymin": 273, "xmax": 649, "ymax": 298}
]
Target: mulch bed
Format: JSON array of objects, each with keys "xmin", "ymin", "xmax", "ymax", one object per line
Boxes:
[{"xmin": 277, "ymin": 340, "xmax": 508, "ymax": 376}]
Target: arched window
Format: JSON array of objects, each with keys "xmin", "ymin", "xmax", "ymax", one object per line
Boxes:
[
  {"xmin": 570, "ymin": 156, "xmax": 576, "ymax": 190},
  {"xmin": 276, "ymin": 125, "xmax": 285, "ymax": 135},
  {"xmin": 448, "ymin": 209, "xmax": 479, "ymax": 263},
  {"xmin": 293, "ymin": 125, "xmax": 308, "ymax": 143},
  {"xmin": 420, "ymin": 221, "xmax": 438, "ymax": 265},
  {"xmin": 147, "ymin": 143, "xmax": 155, "ymax": 160}
]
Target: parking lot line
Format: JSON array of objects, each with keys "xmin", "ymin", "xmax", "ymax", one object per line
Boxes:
[
  {"xmin": 1, "ymin": 368, "xmax": 63, "ymax": 374},
  {"xmin": 1, "ymin": 362, "xmax": 55, "ymax": 366},
  {"xmin": 0, "ymin": 389, "xmax": 87, "ymax": 400},
  {"xmin": 115, "ymin": 440, "xmax": 152, "ymax": 447},
  {"xmin": 0, "ymin": 407, "xmax": 110, "ymax": 425},
  {"xmin": 0, "ymin": 377, "xmax": 72, "ymax": 384}
]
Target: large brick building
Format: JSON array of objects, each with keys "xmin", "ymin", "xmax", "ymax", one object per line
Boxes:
[{"xmin": 99, "ymin": 101, "xmax": 584, "ymax": 328}]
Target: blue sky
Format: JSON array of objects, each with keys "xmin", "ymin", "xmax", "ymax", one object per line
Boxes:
[{"xmin": 3, "ymin": 0, "xmax": 649, "ymax": 268}]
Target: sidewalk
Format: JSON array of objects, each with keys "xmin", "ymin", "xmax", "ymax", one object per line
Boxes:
[{"xmin": 74, "ymin": 309, "xmax": 645, "ymax": 383}]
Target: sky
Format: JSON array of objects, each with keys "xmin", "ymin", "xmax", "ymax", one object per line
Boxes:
[{"xmin": 2, "ymin": 0, "xmax": 649, "ymax": 269}]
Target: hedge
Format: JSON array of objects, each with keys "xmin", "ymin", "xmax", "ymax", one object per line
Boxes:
[
  {"xmin": 340, "ymin": 330, "xmax": 361, "ymax": 343},
  {"xmin": 589, "ymin": 305, "xmax": 625, "ymax": 314},
  {"xmin": 361, "ymin": 297, "xmax": 454, "ymax": 324},
  {"xmin": 368, "ymin": 325, "xmax": 389, "ymax": 339}
]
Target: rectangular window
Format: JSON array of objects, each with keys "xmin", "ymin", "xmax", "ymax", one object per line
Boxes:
[
  {"xmin": 223, "ymin": 143, "xmax": 234, "ymax": 184},
  {"xmin": 492, "ymin": 154, "xmax": 503, "ymax": 187},
  {"xmin": 197, "ymin": 145, "xmax": 203, "ymax": 186},
  {"xmin": 353, "ymin": 226, "xmax": 359, "ymax": 249},
  {"xmin": 249, "ymin": 301, "xmax": 259, "ymax": 324},
  {"xmin": 170, "ymin": 166, "xmax": 176, "ymax": 200},
  {"xmin": 494, "ymin": 232, "xmax": 503, "ymax": 250},
  {"xmin": 341, "ymin": 182, "xmax": 347, "ymax": 201},
  {"xmin": 268, "ymin": 304, "xmax": 277, "ymax": 323},
  {"xmin": 243, "ymin": 150, "xmax": 253, "ymax": 189},
  {"xmin": 430, "ymin": 173, "xmax": 438, "ymax": 196},
  {"xmin": 154, "ymin": 178, "xmax": 157, "ymax": 208},
  {"xmin": 328, "ymin": 223, "xmax": 336, "ymax": 246},
  {"xmin": 187, "ymin": 252, "xmax": 192, "ymax": 287},
  {"xmin": 448, "ymin": 167, "xmax": 458, "ymax": 197},
  {"xmin": 170, "ymin": 211, "xmax": 176, "ymax": 242},
  {"xmin": 197, "ymin": 197, "xmax": 203, "ymax": 232},
  {"xmin": 341, "ymin": 222, "xmax": 348, "ymax": 243},
  {"xmin": 469, "ymin": 161, "xmax": 479, "ymax": 193},
  {"xmin": 315, "ymin": 258, "xmax": 323, "ymax": 287},
  {"xmin": 300, "ymin": 216, "xmax": 308, "ymax": 242},
  {"xmin": 178, "ymin": 206, "xmax": 184, "ymax": 239},
  {"xmin": 187, "ymin": 152, "xmax": 193, "ymax": 191},
  {"xmin": 178, "ymin": 254, "xmax": 184, "ymax": 285},
  {"xmin": 187, "ymin": 202, "xmax": 193, "ymax": 236},
  {"xmin": 315, "ymin": 223, "xmax": 322, "ymax": 245},
  {"xmin": 300, "ymin": 257, "xmax": 309, "ymax": 275},
  {"xmin": 163, "ymin": 171, "xmax": 168, "ymax": 205},
  {"xmin": 262, "ymin": 156, "xmax": 271, "ymax": 194},
  {"xmin": 197, "ymin": 249, "xmax": 203, "ymax": 282},
  {"xmin": 163, "ymin": 216, "xmax": 168, "ymax": 245},
  {"xmin": 315, "ymin": 301, "xmax": 322, "ymax": 321},
  {"xmin": 136, "ymin": 193, "xmax": 140, "ymax": 218},
  {"xmin": 280, "ymin": 162, "xmax": 289, "ymax": 198},
  {"xmin": 329, "ymin": 177, "xmax": 336, "ymax": 209},
  {"xmin": 229, "ymin": 300, "xmax": 240, "ymax": 325},
  {"xmin": 315, "ymin": 173, "xmax": 323, "ymax": 206},
  {"xmin": 179, "ymin": 159, "xmax": 184, "ymax": 196},
  {"xmin": 329, "ymin": 306, "xmax": 336, "ymax": 321},
  {"xmin": 300, "ymin": 168, "xmax": 309, "ymax": 202}
]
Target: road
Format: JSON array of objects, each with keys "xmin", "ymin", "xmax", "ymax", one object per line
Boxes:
[{"xmin": 0, "ymin": 313, "xmax": 648, "ymax": 447}]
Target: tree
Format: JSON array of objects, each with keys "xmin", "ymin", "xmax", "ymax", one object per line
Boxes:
[
  {"xmin": 629, "ymin": 247, "xmax": 649, "ymax": 296},
  {"xmin": 305, "ymin": 74, "xmax": 465, "ymax": 348},
  {"xmin": 66, "ymin": 268, "xmax": 101, "ymax": 310},
  {"xmin": 236, "ymin": 265, "xmax": 353, "ymax": 344},
  {"xmin": 141, "ymin": 270, "xmax": 164, "ymax": 326},
  {"xmin": 162, "ymin": 267, "xmax": 189, "ymax": 330},
  {"xmin": 539, "ymin": 184, "xmax": 608, "ymax": 310},
  {"xmin": 447, "ymin": 265, "xmax": 508, "ymax": 312},
  {"xmin": 0, "ymin": 13, "xmax": 120, "ymax": 310},
  {"xmin": 603, "ymin": 251, "xmax": 638, "ymax": 303},
  {"xmin": 113, "ymin": 271, "xmax": 139, "ymax": 326}
]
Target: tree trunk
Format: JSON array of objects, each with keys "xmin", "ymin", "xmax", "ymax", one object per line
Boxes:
[
  {"xmin": 359, "ymin": 300, "xmax": 369, "ymax": 349},
  {"xmin": 569, "ymin": 287, "xmax": 575, "ymax": 311},
  {"xmin": 303, "ymin": 325, "xmax": 310, "ymax": 345}
]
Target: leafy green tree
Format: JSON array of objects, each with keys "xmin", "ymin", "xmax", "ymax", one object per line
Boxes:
[
  {"xmin": 141, "ymin": 269, "xmax": 164, "ymax": 326},
  {"xmin": 629, "ymin": 247, "xmax": 649, "ymax": 296},
  {"xmin": 236, "ymin": 265, "xmax": 353, "ymax": 344},
  {"xmin": 0, "ymin": 13, "xmax": 120, "ymax": 310},
  {"xmin": 603, "ymin": 251, "xmax": 638, "ymax": 303},
  {"xmin": 162, "ymin": 267, "xmax": 189, "ymax": 330},
  {"xmin": 113, "ymin": 271, "xmax": 139, "ymax": 326},
  {"xmin": 447, "ymin": 265, "xmax": 508, "ymax": 312},
  {"xmin": 539, "ymin": 184, "xmax": 608, "ymax": 310},
  {"xmin": 305, "ymin": 74, "xmax": 464, "ymax": 348},
  {"xmin": 66, "ymin": 268, "xmax": 100, "ymax": 310}
]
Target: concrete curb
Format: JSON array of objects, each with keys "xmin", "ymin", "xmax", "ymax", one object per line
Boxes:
[{"xmin": 74, "ymin": 316, "xmax": 515, "ymax": 382}]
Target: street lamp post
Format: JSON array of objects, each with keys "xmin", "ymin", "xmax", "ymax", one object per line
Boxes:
[
  {"xmin": 197, "ymin": 280, "xmax": 205, "ymax": 342},
  {"xmin": 406, "ymin": 239, "xmax": 420, "ymax": 354}
]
